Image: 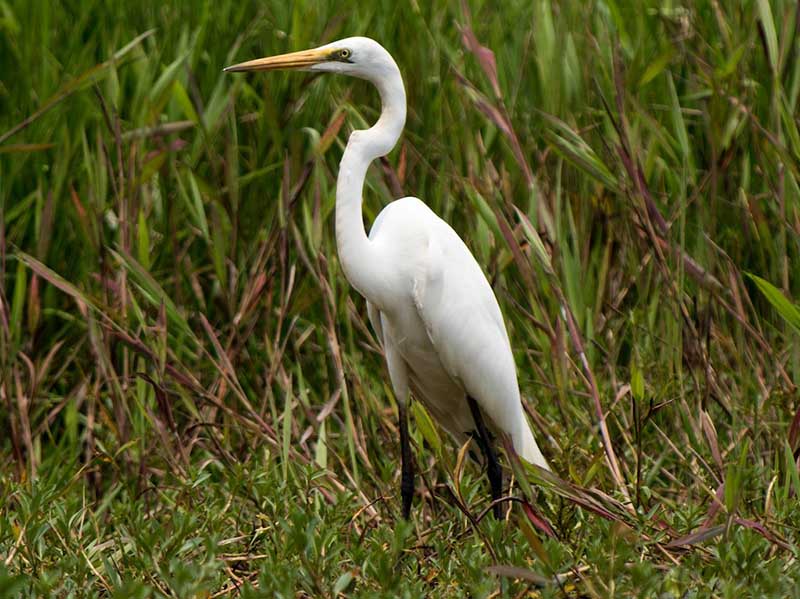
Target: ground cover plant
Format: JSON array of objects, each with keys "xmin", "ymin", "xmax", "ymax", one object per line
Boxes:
[{"xmin": 1, "ymin": 0, "xmax": 800, "ymax": 596}]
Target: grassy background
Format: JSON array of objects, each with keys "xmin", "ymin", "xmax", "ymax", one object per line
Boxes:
[{"xmin": 2, "ymin": 0, "xmax": 800, "ymax": 596}]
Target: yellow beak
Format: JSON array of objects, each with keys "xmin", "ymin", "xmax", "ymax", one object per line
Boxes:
[{"xmin": 224, "ymin": 48, "xmax": 332, "ymax": 72}]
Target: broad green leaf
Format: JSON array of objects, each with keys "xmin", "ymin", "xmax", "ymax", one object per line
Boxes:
[
  {"xmin": 333, "ymin": 572, "xmax": 353, "ymax": 596},
  {"xmin": 756, "ymin": 0, "xmax": 778, "ymax": 73},
  {"xmin": 137, "ymin": 208, "xmax": 151, "ymax": 270},
  {"xmin": 150, "ymin": 52, "xmax": 189, "ymax": 105},
  {"xmin": 171, "ymin": 79, "xmax": 199, "ymax": 124},
  {"xmin": 10, "ymin": 259, "xmax": 27, "ymax": 344},
  {"xmin": 631, "ymin": 363, "xmax": 645, "ymax": 401},
  {"xmin": 16, "ymin": 252, "xmax": 100, "ymax": 313},
  {"xmin": 666, "ymin": 72, "xmax": 689, "ymax": 162},
  {"xmin": 540, "ymin": 112, "xmax": 619, "ymax": 192},
  {"xmin": 411, "ymin": 401, "xmax": 442, "ymax": 454},
  {"xmin": 110, "ymin": 249, "xmax": 198, "ymax": 345},
  {"xmin": 746, "ymin": 273, "xmax": 800, "ymax": 334},
  {"xmin": 639, "ymin": 48, "xmax": 674, "ymax": 87}
]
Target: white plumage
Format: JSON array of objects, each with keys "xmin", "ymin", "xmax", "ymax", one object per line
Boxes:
[{"xmin": 226, "ymin": 36, "xmax": 549, "ymax": 517}]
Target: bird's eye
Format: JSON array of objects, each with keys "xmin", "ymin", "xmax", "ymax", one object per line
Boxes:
[{"xmin": 339, "ymin": 49, "xmax": 351, "ymax": 60}]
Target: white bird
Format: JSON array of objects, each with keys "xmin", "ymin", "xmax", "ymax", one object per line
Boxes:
[{"xmin": 226, "ymin": 37, "xmax": 550, "ymax": 519}]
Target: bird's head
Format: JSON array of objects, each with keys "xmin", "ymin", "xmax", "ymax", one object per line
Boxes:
[{"xmin": 224, "ymin": 36, "xmax": 396, "ymax": 83}]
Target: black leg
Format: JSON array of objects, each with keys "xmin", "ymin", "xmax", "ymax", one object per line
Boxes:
[
  {"xmin": 467, "ymin": 395, "xmax": 503, "ymax": 519},
  {"xmin": 398, "ymin": 402, "xmax": 414, "ymax": 519}
]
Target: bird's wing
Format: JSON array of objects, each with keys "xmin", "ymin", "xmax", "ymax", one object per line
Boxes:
[
  {"xmin": 410, "ymin": 219, "xmax": 542, "ymax": 463},
  {"xmin": 412, "ymin": 230, "xmax": 513, "ymax": 390}
]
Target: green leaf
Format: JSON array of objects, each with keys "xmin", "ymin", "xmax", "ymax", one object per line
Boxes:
[
  {"xmin": 639, "ymin": 48, "xmax": 674, "ymax": 87},
  {"xmin": 631, "ymin": 363, "xmax": 645, "ymax": 401},
  {"xmin": 756, "ymin": 0, "xmax": 778, "ymax": 73},
  {"xmin": 332, "ymin": 572, "xmax": 353, "ymax": 595},
  {"xmin": 540, "ymin": 112, "xmax": 619, "ymax": 192},
  {"xmin": 150, "ymin": 52, "xmax": 190, "ymax": 105},
  {"xmin": 715, "ymin": 43, "xmax": 746, "ymax": 79},
  {"xmin": 137, "ymin": 208, "xmax": 151, "ymax": 270},
  {"xmin": 514, "ymin": 206, "xmax": 554, "ymax": 276},
  {"xmin": 282, "ymin": 392, "xmax": 293, "ymax": 483},
  {"xmin": 315, "ymin": 420, "xmax": 327, "ymax": 470},
  {"xmin": 16, "ymin": 252, "xmax": 100, "ymax": 313},
  {"xmin": 187, "ymin": 171, "xmax": 210, "ymax": 240},
  {"xmin": 171, "ymin": 79, "xmax": 199, "ymax": 124},
  {"xmin": 746, "ymin": 273, "xmax": 800, "ymax": 334},
  {"xmin": 666, "ymin": 72, "xmax": 690, "ymax": 163},
  {"xmin": 779, "ymin": 92, "xmax": 800, "ymax": 162},
  {"xmin": 464, "ymin": 186, "xmax": 502, "ymax": 241},
  {"xmin": 785, "ymin": 442, "xmax": 800, "ymax": 498},
  {"xmin": 10, "ymin": 259, "xmax": 27, "ymax": 344},
  {"xmin": 110, "ymin": 249, "xmax": 198, "ymax": 345},
  {"xmin": 410, "ymin": 401, "xmax": 441, "ymax": 454}
]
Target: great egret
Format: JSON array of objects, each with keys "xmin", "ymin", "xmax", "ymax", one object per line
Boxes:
[{"xmin": 226, "ymin": 37, "xmax": 550, "ymax": 519}]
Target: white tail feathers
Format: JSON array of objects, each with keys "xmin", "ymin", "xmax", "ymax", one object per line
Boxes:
[{"xmin": 513, "ymin": 422, "xmax": 550, "ymax": 471}]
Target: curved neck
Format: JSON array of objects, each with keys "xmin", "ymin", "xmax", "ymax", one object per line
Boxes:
[{"xmin": 335, "ymin": 63, "xmax": 406, "ymax": 304}]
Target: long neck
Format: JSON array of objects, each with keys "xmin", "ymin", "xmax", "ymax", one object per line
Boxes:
[{"xmin": 335, "ymin": 65, "xmax": 406, "ymax": 304}]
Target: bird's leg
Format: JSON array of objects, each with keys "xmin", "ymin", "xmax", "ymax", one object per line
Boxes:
[
  {"xmin": 398, "ymin": 401, "xmax": 414, "ymax": 519},
  {"xmin": 466, "ymin": 395, "xmax": 503, "ymax": 519}
]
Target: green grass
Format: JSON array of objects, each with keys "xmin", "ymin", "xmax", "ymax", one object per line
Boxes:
[{"xmin": 2, "ymin": 0, "xmax": 800, "ymax": 596}]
